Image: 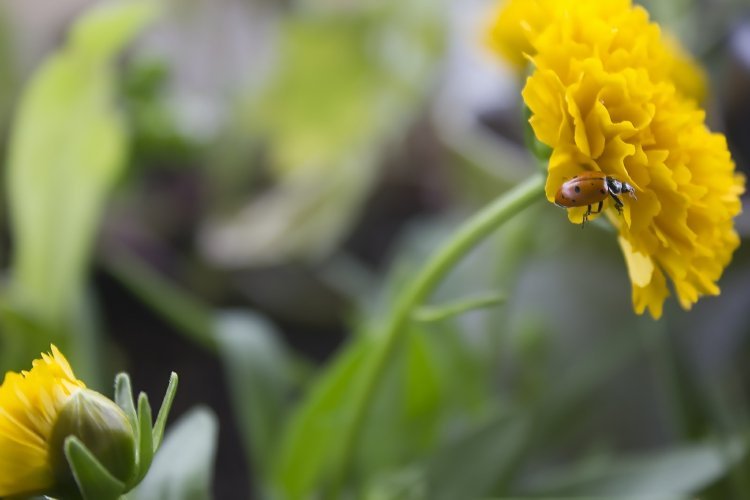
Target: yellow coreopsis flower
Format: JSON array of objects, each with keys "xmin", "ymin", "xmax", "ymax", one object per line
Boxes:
[
  {"xmin": 487, "ymin": 0, "xmax": 707, "ymax": 103},
  {"xmin": 488, "ymin": 0, "xmax": 744, "ymax": 318},
  {"xmin": 0, "ymin": 345, "xmax": 85, "ymax": 497}
]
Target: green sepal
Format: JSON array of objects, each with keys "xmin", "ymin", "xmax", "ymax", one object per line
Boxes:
[
  {"xmin": 114, "ymin": 373, "xmax": 138, "ymax": 433},
  {"xmin": 152, "ymin": 372, "xmax": 178, "ymax": 450},
  {"xmin": 134, "ymin": 392, "xmax": 154, "ymax": 485},
  {"xmin": 522, "ymin": 104, "xmax": 552, "ymax": 167},
  {"xmin": 64, "ymin": 436, "xmax": 126, "ymax": 500}
]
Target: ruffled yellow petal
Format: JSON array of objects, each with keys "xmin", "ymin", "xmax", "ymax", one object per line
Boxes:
[
  {"xmin": 619, "ymin": 236, "xmax": 654, "ymax": 288},
  {"xmin": 485, "ymin": 0, "xmax": 548, "ymax": 69},
  {"xmin": 633, "ymin": 265, "xmax": 669, "ymax": 319}
]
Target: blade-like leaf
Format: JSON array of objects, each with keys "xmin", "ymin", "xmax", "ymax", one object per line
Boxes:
[
  {"xmin": 152, "ymin": 372, "xmax": 179, "ymax": 450},
  {"xmin": 6, "ymin": 0, "xmax": 157, "ymax": 325},
  {"xmin": 114, "ymin": 373, "xmax": 138, "ymax": 434},
  {"xmin": 403, "ymin": 327, "xmax": 442, "ymax": 434},
  {"xmin": 423, "ymin": 329, "xmax": 643, "ymax": 500},
  {"xmin": 271, "ymin": 335, "xmax": 371, "ymax": 499},
  {"xmin": 64, "ymin": 436, "xmax": 126, "ymax": 500},
  {"xmin": 134, "ymin": 392, "xmax": 154, "ymax": 484},
  {"xmin": 425, "ymin": 414, "xmax": 530, "ymax": 500},
  {"xmin": 520, "ymin": 440, "xmax": 747, "ymax": 496},
  {"xmin": 358, "ymin": 325, "xmax": 445, "ymax": 477},
  {"xmin": 214, "ymin": 311, "xmax": 293, "ymax": 483},
  {"xmin": 128, "ymin": 408, "xmax": 218, "ymax": 500}
]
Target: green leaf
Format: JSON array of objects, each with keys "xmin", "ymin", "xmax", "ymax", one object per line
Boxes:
[
  {"xmin": 64, "ymin": 436, "xmax": 126, "ymax": 500},
  {"xmin": 114, "ymin": 373, "xmax": 138, "ymax": 434},
  {"xmin": 134, "ymin": 392, "xmax": 154, "ymax": 485},
  {"xmin": 363, "ymin": 467, "xmax": 428, "ymax": 500},
  {"xmin": 69, "ymin": 0, "xmax": 158, "ymax": 61},
  {"xmin": 152, "ymin": 372, "xmax": 179, "ymax": 450},
  {"xmin": 521, "ymin": 440, "xmax": 747, "ymax": 496},
  {"xmin": 128, "ymin": 408, "xmax": 218, "ymax": 500},
  {"xmin": 527, "ymin": 327, "xmax": 645, "ymax": 449},
  {"xmin": 356, "ymin": 326, "xmax": 445, "ymax": 477},
  {"xmin": 411, "ymin": 318, "xmax": 493, "ymax": 415},
  {"xmin": 271, "ymin": 335, "xmax": 372, "ymax": 499},
  {"xmin": 403, "ymin": 328, "xmax": 442, "ymax": 432},
  {"xmin": 424, "ymin": 414, "xmax": 530, "ymax": 500},
  {"xmin": 6, "ymin": 0, "xmax": 157, "ymax": 325},
  {"xmin": 214, "ymin": 311, "xmax": 294, "ymax": 484},
  {"xmin": 421, "ymin": 329, "xmax": 643, "ymax": 500}
]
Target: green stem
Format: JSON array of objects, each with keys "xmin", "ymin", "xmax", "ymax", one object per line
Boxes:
[{"xmin": 334, "ymin": 173, "xmax": 545, "ymax": 491}]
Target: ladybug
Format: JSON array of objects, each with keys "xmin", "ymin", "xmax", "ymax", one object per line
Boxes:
[{"xmin": 554, "ymin": 171, "xmax": 637, "ymax": 226}]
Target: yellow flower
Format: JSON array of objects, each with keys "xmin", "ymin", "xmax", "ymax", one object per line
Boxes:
[
  {"xmin": 485, "ymin": 0, "xmax": 547, "ymax": 69},
  {"xmin": 0, "ymin": 345, "xmax": 85, "ymax": 497},
  {"xmin": 487, "ymin": 0, "xmax": 708, "ymax": 103},
  {"xmin": 489, "ymin": 0, "xmax": 744, "ymax": 318}
]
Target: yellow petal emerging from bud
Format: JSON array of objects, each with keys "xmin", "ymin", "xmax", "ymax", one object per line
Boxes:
[{"xmin": 0, "ymin": 345, "xmax": 85, "ymax": 497}]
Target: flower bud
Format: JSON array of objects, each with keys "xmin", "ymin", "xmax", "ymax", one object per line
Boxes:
[{"xmin": 49, "ymin": 388, "xmax": 137, "ymax": 492}]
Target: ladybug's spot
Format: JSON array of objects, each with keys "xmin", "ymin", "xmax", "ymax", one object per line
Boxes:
[
  {"xmin": 600, "ymin": 189, "xmax": 606, "ymax": 194},
  {"xmin": 574, "ymin": 186, "xmax": 581, "ymax": 193}
]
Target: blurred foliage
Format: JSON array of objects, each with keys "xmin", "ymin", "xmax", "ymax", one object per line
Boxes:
[
  {"xmin": 0, "ymin": 0, "xmax": 748, "ymax": 499},
  {"xmin": 121, "ymin": 57, "xmax": 198, "ymax": 168},
  {"xmin": 0, "ymin": 4, "xmax": 15, "ymax": 142},
  {"xmin": 1, "ymin": 0, "xmax": 158, "ymax": 378},
  {"xmin": 128, "ymin": 407, "xmax": 219, "ymax": 500},
  {"xmin": 200, "ymin": 0, "xmax": 445, "ymax": 266},
  {"xmin": 214, "ymin": 311, "xmax": 296, "ymax": 490}
]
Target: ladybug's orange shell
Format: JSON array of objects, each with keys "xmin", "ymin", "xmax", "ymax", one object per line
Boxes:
[{"xmin": 554, "ymin": 171, "xmax": 609, "ymax": 207}]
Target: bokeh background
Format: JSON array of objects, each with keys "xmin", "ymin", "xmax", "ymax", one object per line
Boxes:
[{"xmin": 1, "ymin": 0, "xmax": 750, "ymax": 498}]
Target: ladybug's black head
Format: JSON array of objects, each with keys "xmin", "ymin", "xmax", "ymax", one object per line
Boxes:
[
  {"xmin": 620, "ymin": 182, "xmax": 637, "ymax": 199},
  {"xmin": 605, "ymin": 177, "xmax": 637, "ymax": 199}
]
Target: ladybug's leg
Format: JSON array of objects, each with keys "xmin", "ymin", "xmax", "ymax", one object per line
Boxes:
[
  {"xmin": 609, "ymin": 192, "xmax": 624, "ymax": 214},
  {"xmin": 582, "ymin": 204, "xmax": 592, "ymax": 227},
  {"xmin": 581, "ymin": 201, "xmax": 603, "ymax": 228}
]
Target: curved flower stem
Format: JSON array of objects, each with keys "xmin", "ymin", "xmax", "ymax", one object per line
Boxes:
[{"xmin": 333, "ymin": 173, "xmax": 546, "ymax": 492}]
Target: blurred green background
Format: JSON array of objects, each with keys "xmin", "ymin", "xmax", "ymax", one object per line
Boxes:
[{"xmin": 1, "ymin": 0, "xmax": 750, "ymax": 498}]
